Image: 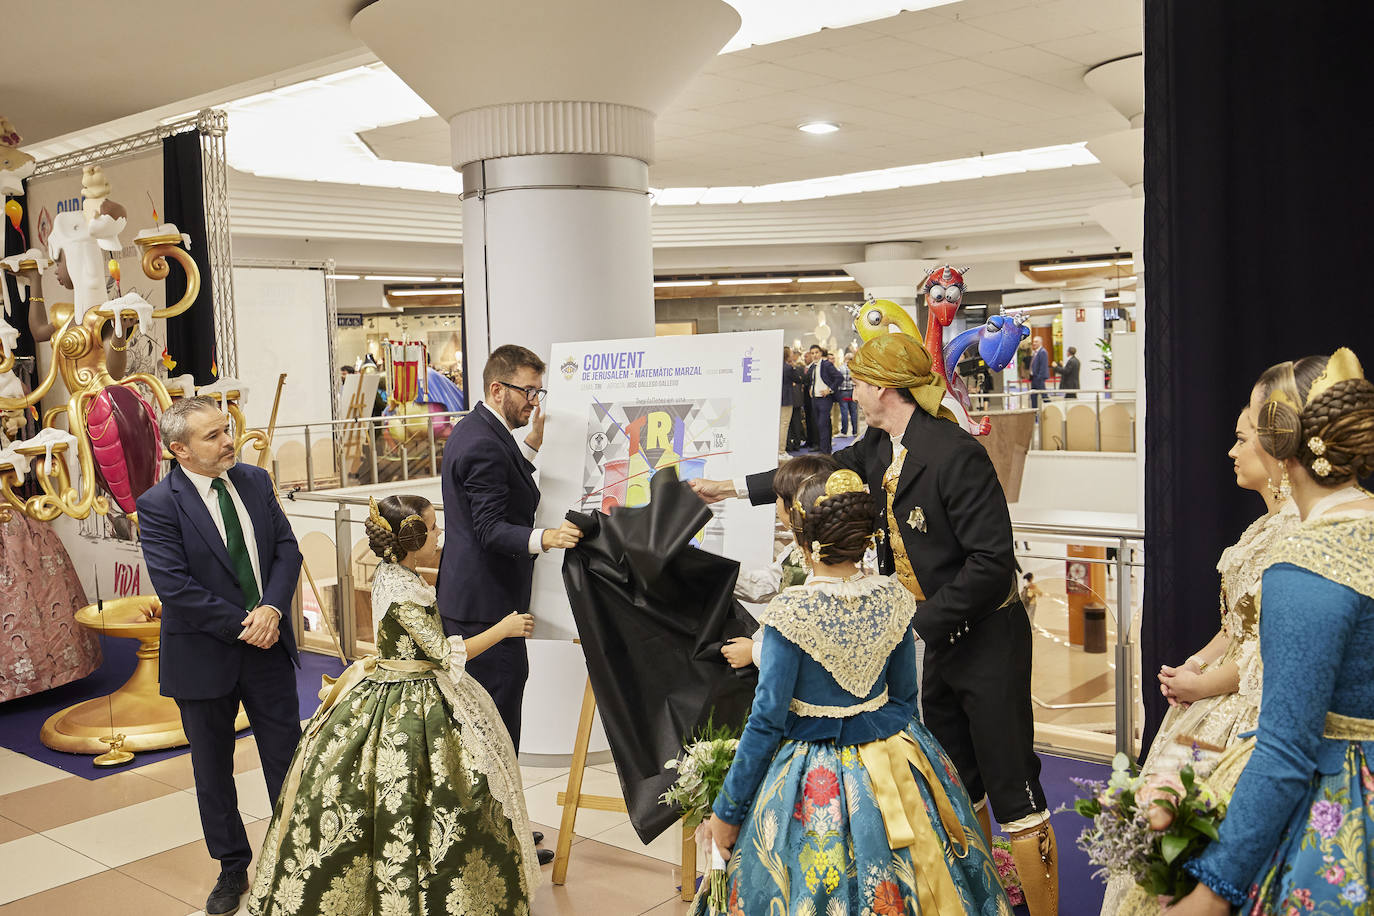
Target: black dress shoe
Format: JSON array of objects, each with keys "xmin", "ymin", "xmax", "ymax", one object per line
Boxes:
[
  {"xmin": 532, "ymin": 830, "xmax": 545, "ymax": 845},
  {"xmin": 206, "ymin": 870, "xmax": 249, "ymax": 916},
  {"xmin": 537, "ymin": 848, "xmax": 556, "ymax": 866}
]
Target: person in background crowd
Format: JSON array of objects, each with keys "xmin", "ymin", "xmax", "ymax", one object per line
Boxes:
[
  {"xmin": 838, "ymin": 352, "xmax": 858, "ymax": 437},
  {"xmin": 1020, "ymin": 571, "xmax": 1045, "ymax": 625},
  {"xmin": 1054, "ymin": 346, "xmax": 1080, "ymax": 399},
  {"xmin": 805, "ymin": 344, "xmax": 844, "ymax": 453},
  {"xmin": 779, "ymin": 346, "xmax": 804, "ymax": 458},
  {"xmin": 1029, "ymin": 336, "xmax": 1050, "ymax": 408}
]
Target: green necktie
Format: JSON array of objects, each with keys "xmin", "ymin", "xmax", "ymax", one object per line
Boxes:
[{"xmin": 211, "ymin": 478, "xmax": 261, "ymax": 610}]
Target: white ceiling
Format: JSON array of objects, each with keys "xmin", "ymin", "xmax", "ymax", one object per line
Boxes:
[
  {"xmin": 4, "ymin": 1, "xmax": 363, "ymax": 144},
  {"xmin": 361, "ymin": 0, "xmax": 1141, "ymax": 187}
]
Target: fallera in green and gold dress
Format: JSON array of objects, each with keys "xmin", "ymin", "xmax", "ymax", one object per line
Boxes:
[{"xmin": 248, "ymin": 562, "xmax": 541, "ymax": 916}]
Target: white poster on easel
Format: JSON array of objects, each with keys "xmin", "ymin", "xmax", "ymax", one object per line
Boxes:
[{"xmin": 530, "ymin": 329, "xmax": 784, "ymax": 640}]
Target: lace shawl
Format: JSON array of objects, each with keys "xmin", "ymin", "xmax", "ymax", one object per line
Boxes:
[
  {"xmin": 369, "ymin": 562, "xmax": 543, "ymax": 896},
  {"xmin": 1215, "ymin": 503, "xmax": 1299, "ymax": 700},
  {"xmin": 761, "ymin": 575, "xmax": 917, "ymax": 698}
]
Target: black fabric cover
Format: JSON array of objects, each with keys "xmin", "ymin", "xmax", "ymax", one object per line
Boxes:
[
  {"xmin": 562, "ymin": 467, "xmax": 758, "ymax": 843},
  {"xmin": 1140, "ymin": 1, "xmax": 1374, "ymax": 756},
  {"xmin": 161, "ymin": 130, "xmax": 216, "ymax": 384}
]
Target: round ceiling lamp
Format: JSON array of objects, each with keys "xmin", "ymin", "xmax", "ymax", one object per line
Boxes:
[{"xmin": 798, "ymin": 121, "xmax": 840, "ymax": 134}]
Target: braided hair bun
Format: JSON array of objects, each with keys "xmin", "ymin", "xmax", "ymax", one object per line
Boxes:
[
  {"xmin": 1256, "ymin": 351, "xmax": 1374, "ymax": 482},
  {"xmin": 365, "ymin": 494, "xmax": 432, "ymax": 563},
  {"xmin": 789, "ymin": 472, "xmax": 876, "ymax": 565}
]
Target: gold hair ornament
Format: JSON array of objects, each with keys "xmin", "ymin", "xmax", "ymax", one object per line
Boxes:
[
  {"xmin": 1305, "ymin": 348, "xmax": 1365, "ymax": 407},
  {"xmin": 1308, "ymin": 436, "xmax": 1327, "ymax": 457},
  {"xmin": 816, "ymin": 469, "xmax": 865, "ymax": 504},
  {"xmin": 368, "ymin": 496, "xmax": 391, "ymax": 532},
  {"xmin": 1313, "ymin": 458, "xmax": 1333, "ymax": 478}
]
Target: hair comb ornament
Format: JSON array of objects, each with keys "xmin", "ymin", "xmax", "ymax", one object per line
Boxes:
[
  {"xmin": 817, "ymin": 469, "xmax": 865, "ymax": 505},
  {"xmin": 368, "ymin": 496, "xmax": 391, "ymax": 532},
  {"xmin": 1305, "ymin": 347, "xmax": 1365, "ymax": 407},
  {"xmin": 1308, "ymin": 436, "xmax": 1327, "ymax": 457}
]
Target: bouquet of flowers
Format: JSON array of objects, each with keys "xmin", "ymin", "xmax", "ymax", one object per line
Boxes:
[
  {"xmin": 1071, "ymin": 753, "xmax": 1228, "ymax": 903},
  {"xmin": 660, "ymin": 718, "xmax": 741, "ymax": 914}
]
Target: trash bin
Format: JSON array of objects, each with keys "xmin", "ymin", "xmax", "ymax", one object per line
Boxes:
[{"xmin": 1082, "ymin": 602, "xmax": 1108, "ymax": 654}]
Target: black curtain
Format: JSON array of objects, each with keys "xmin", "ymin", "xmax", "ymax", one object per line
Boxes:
[
  {"xmin": 162, "ymin": 130, "xmax": 216, "ymax": 383},
  {"xmin": 3, "ymin": 188, "xmax": 39, "ymax": 499},
  {"xmin": 1140, "ymin": 1, "xmax": 1374, "ymax": 754},
  {"xmin": 3, "ymin": 188, "xmax": 34, "ymax": 361}
]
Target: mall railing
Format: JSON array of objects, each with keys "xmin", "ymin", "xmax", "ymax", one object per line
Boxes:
[
  {"xmin": 1013, "ymin": 518, "xmax": 1145, "ymax": 760},
  {"xmin": 282, "ymin": 488, "xmax": 1146, "ymax": 761},
  {"xmin": 969, "ymin": 388, "xmax": 1137, "ymax": 452},
  {"xmin": 263, "ymin": 409, "xmax": 469, "ymax": 492}
]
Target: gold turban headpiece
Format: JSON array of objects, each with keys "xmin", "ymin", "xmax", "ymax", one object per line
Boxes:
[{"xmin": 848, "ymin": 332, "xmax": 957, "ymax": 424}]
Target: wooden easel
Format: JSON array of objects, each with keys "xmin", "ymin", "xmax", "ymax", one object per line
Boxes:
[{"xmin": 552, "ymin": 675, "xmax": 699, "ymax": 902}]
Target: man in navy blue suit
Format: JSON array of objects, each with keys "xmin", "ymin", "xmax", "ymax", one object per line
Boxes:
[
  {"xmin": 1029, "ymin": 336, "xmax": 1051, "ymax": 407},
  {"xmin": 437, "ymin": 345, "xmax": 581, "ymax": 746},
  {"xmin": 805, "ymin": 344, "xmax": 845, "ymax": 453},
  {"xmin": 137, "ymin": 396, "xmax": 303, "ymax": 916}
]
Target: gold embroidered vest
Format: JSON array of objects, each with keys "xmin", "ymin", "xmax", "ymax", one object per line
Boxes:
[{"xmin": 882, "ymin": 446, "xmax": 926, "ymax": 601}]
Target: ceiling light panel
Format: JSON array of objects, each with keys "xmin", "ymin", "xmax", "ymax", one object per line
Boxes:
[{"xmin": 720, "ymin": 0, "xmax": 963, "ymax": 53}]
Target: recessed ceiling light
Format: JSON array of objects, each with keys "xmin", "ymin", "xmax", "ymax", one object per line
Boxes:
[
  {"xmin": 654, "ymin": 280, "xmax": 715, "ymax": 288},
  {"xmin": 717, "ymin": 277, "xmax": 796, "ymax": 285},
  {"xmin": 796, "ymin": 275, "xmax": 851, "ymax": 283},
  {"xmin": 364, "ymin": 274, "xmax": 438, "ymax": 282},
  {"xmin": 799, "ymin": 121, "xmax": 840, "ymax": 135},
  {"xmin": 388, "ymin": 287, "xmax": 463, "ymax": 297}
]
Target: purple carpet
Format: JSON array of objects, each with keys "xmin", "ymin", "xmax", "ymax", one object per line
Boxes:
[{"xmin": 0, "ymin": 636, "xmax": 346, "ymax": 780}]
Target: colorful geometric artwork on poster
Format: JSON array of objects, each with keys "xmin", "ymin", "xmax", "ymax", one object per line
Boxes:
[
  {"xmin": 530, "ymin": 330, "xmax": 782, "ymax": 640},
  {"xmin": 579, "ymin": 397, "xmax": 732, "ymax": 552}
]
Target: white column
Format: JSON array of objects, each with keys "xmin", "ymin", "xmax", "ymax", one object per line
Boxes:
[
  {"xmin": 353, "ymin": 0, "xmax": 740, "ymax": 757},
  {"xmin": 460, "ymin": 154, "xmax": 655, "ymax": 389},
  {"xmin": 1060, "ymin": 289, "xmax": 1107, "ymax": 391}
]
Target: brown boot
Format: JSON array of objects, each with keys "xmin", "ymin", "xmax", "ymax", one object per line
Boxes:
[
  {"xmin": 974, "ymin": 802, "xmax": 993, "ymax": 850},
  {"xmin": 1008, "ymin": 821, "xmax": 1059, "ymax": 916}
]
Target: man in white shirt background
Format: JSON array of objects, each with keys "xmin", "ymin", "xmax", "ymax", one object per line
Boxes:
[{"xmin": 137, "ymin": 396, "xmax": 304, "ymax": 916}]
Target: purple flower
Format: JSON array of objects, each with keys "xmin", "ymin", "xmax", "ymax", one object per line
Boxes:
[{"xmin": 1309, "ymin": 800, "xmax": 1344, "ymax": 840}]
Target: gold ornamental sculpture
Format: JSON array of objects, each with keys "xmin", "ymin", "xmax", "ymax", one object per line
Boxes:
[{"xmin": 0, "ymin": 157, "xmax": 269, "ymax": 759}]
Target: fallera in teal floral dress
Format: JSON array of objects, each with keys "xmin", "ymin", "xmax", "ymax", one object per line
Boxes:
[
  {"xmin": 247, "ymin": 562, "xmax": 540, "ymax": 916},
  {"xmin": 692, "ymin": 574, "xmax": 1012, "ymax": 916}
]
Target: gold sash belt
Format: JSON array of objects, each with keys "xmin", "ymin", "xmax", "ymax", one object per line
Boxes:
[
  {"xmin": 1324, "ymin": 711, "xmax": 1374, "ymax": 741},
  {"xmin": 857, "ymin": 731, "xmax": 970, "ymax": 916},
  {"xmin": 274, "ymin": 655, "xmax": 442, "ymax": 855},
  {"xmin": 790, "ymin": 688, "xmax": 889, "ymax": 719}
]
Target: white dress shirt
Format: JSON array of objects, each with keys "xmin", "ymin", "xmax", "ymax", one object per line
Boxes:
[
  {"xmin": 181, "ymin": 465, "xmax": 280, "ymax": 617},
  {"xmin": 478, "ymin": 401, "xmax": 547, "ymax": 555}
]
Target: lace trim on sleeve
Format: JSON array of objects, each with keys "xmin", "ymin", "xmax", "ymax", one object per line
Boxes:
[{"xmin": 1183, "ymin": 859, "xmax": 1248, "ymax": 907}]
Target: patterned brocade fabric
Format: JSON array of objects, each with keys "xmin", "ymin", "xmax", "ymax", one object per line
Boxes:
[
  {"xmin": 762, "ymin": 576, "xmax": 917, "ymax": 698},
  {"xmin": 247, "ymin": 563, "xmax": 540, "ymax": 916}
]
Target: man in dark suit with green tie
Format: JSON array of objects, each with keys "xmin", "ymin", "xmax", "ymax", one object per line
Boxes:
[{"xmin": 138, "ymin": 396, "xmax": 303, "ymax": 916}]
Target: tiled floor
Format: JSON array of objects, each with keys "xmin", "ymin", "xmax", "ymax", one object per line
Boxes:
[{"xmin": 0, "ymin": 743, "xmax": 698, "ymax": 915}]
